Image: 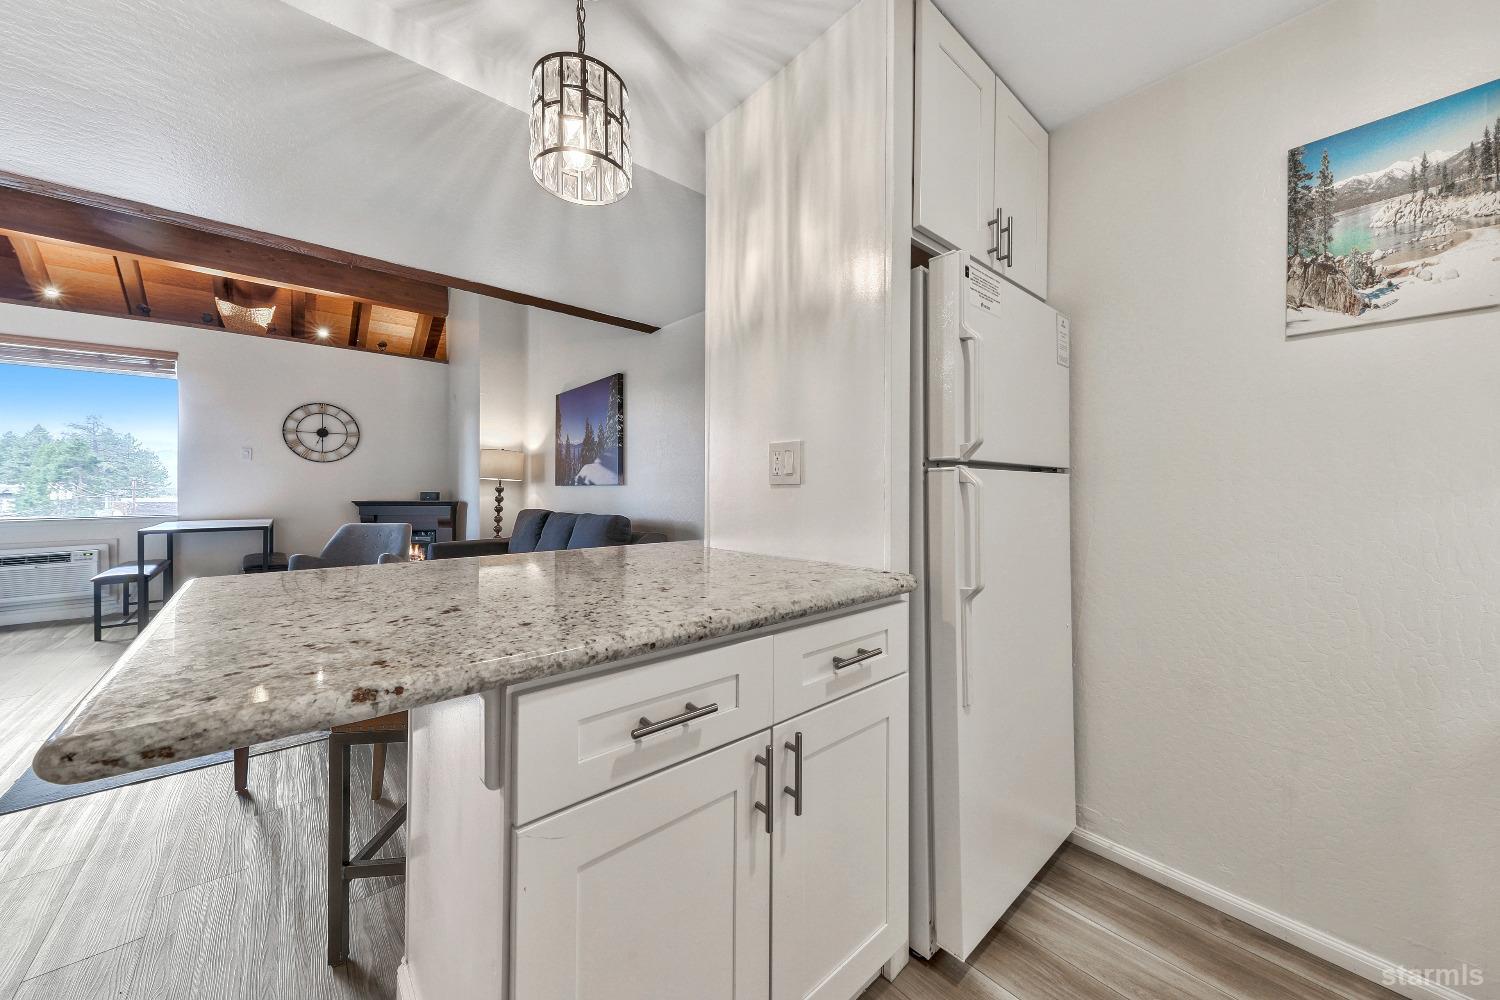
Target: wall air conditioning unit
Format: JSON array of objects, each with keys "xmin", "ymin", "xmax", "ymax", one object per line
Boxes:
[{"xmin": 0, "ymin": 546, "xmax": 104, "ymax": 609}]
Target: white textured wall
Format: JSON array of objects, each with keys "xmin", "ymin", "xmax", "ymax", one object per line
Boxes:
[
  {"xmin": 518, "ymin": 310, "xmax": 705, "ymax": 540},
  {"xmin": 1051, "ymin": 1, "xmax": 1500, "ymax": 992},
  {"xmin": 705, "ymin": 0, "xmax": 911, "ymax": 571},
  {"xmin": 0, "ymin": 305, "xmax": 451, "ymax": 614},
  {"xmin": 0, "ymin": 0, "xmax": 704, "ymax": 329}
]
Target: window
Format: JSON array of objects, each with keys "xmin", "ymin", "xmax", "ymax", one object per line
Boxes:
[{"xmin": 0, "ymin": 336, "xmax": 178, "ymax": 520}]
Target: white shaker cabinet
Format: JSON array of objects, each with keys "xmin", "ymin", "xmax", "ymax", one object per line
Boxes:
[
  {"xmin": 409, "ymin": 600, "xmax": 910, "ymax": 1000},
  {"xmin": 914, "ymin": 0, "xmax": 994, "ymax": 262},
  {"xmin": 512, "ymin": 732, "xmax": 772, "ymax": 1000},
  {"xmin": 992, "ymin": 85, "xmax": 1050, "ymax": 298},
  {"xmin": 772, "ymin": 676, "xmax": 909, "ymax": 1000},
  {"xmin": 914, "ymin": 0, "xmax": 1049, "ymax": 299}
]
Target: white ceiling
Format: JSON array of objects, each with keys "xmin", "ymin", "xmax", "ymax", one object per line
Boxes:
[
  {"xmin": 282, "ymin": 0, "xmax": 1332, "ymax": 192},
  {"xmin": 279, "ymin": 0, "xmax": 860, "ymax": 193},
  {"xmin": 931, "ymin": 0, "xmax": 1332, "ymax": 128}
]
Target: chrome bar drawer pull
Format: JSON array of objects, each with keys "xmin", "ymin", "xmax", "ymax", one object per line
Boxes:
[
  {"xmin": 783, "ymin": 731, "xmax": 803, "ymax": 817},
  {"xmin": 754, "ymin": 744, "xmax": 773, "ymax": 835},
  {"xmin": 831, "ymin": 647, "xmax": 882, "ymax": 671},
  {"xmin": 631, "ymin": 701, "xmax": 719, "ymax": 740}
]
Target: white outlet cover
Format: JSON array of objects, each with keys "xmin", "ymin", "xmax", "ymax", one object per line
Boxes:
[
  {"xmin": 770, "ymin": 441, "xmax": 803, "ymax": 486},
  {"xmin": 241, "ymin": 446, "xmax": 254, "ymax": 460}
]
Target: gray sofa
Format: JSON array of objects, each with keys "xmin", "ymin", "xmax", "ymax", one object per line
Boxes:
[{"xmin": 426, "ymin": 509, "xmax": 666, "ymax": 560}]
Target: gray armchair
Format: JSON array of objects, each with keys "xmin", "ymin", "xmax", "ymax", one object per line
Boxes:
[{"xmin": 288, "ymin": 523, "xmax": 412, "ymax": 571}]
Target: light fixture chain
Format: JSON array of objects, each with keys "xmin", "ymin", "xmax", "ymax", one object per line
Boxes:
[{"xmin": 577, "ymin": 0, "xmax": 586, "ymax": 54}]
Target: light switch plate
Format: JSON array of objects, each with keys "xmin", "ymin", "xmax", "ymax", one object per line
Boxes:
[
  {"xmin": 770, "ymin": 441, "xmax": 803, "ymax": 486},
  {"xmin": 240, "ymin": 446, "xmax": 254, "ymax": 461}
]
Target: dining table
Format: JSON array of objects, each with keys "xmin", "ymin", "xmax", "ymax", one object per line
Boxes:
[{"xmin": 135, "ymin": 518, "xmax": 275, "ymax": 634}]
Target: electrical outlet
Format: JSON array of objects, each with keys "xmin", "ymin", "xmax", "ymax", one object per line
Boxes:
[
  {"xmin": 769, "ymin": 441, "xmax": 803, "ymax": 486},
  {"xmin": 240, "ymin": 446, "xmax": 254, "ymax": 461}
]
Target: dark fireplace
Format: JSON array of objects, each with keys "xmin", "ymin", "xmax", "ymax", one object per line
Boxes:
[
  {"xmin": 352, "ymin": 500, "xmax": 459, "ymax": 560},
  {"xmin": 410, "ymin": 529, "xmax": 437, "ymax": 561}
]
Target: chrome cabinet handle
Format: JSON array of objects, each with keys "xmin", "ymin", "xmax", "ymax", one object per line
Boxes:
[
  {"xmin": 989, "ymin": 209, "xmax": 1014, "ymax": 267},
  {"xmin": 631, "ymin": 701, "xmax": 718, "ymax": 740},
  {"xmin": 783, "ymin": 731, "xmax": 803, "ymax": 817},
  {"xmin": 832, "ymin": 647, "xmax": 883, "ymax": 671},
  {"xmin": 754, "ymin": 744, "xmax": 773, "ymax": 834}
]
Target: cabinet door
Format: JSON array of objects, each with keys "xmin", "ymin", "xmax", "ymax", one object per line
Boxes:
[
  {"xmin": 513, "ymin": 732, "xmax": 772, "ymax": 1000},
  {"xmin": 914, "ymin": 0, "xmax": 994, "ymax": 257},
  {"xmin": 992, "ymin": 80, "xmax": 1049, "ymax": 298},
  {"xmin": 772, "ymin": 677, "xmax": 908, "ymax": 1000}
]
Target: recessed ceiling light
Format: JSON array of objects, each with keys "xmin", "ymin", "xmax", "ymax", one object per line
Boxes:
[
  {"xmin": 316, "ymin": 326, "xmax": 330, "ymax": 339},
  {"xmin": 42, "ymin": 286, "xmax": 60, "ymax": 300}
]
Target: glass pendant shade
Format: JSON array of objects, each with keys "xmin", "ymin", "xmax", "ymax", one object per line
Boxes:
[{"xmin": 529, "ymin": 48, "xmax": 632, "ymax": 206}]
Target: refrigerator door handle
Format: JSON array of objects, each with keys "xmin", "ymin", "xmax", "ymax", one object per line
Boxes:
[
  {"xmin": 959, "ymin": 319, "xmax": 984, "ymax": 460},
  {"xmin": 957, "ymin": 468, "xmax": 986, "ymax": 709}
]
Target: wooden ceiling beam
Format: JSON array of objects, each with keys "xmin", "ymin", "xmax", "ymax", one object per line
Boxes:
[
  {"xmin": 348, "ymin": 300, "xmax": 367, "ymax": 348},
  {"xmin": 423, "ymin": 315, "xmax": 446, "ymax": 359},
  {"xmin": 408, "ymin": 314, "xmax": 433, "ymax": 358},
  {"xmin": 113, "ymin": 256, "xmax": 150, "ymax": 317},
  {"xmin": 9, "ymin": 235, "xmax": 55, "ymax": 304},
  {"xmin": 0, "ymin": 170, "xmax": 663, "ymax": 334},
  {"xmin": 290, "ymin": 291, "xmax": 309, "ymax": 339},
  {"xmin": 0, "ymin": 176, "xmax": 449, "ymax": 318}
]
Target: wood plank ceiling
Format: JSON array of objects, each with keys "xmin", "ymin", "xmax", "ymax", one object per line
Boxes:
[{"xmin": 0, "ymin": 229, "xmax": 448, "ymax": 362}]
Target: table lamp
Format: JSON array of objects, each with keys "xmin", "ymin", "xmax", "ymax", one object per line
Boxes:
[{"xmin": 480, "ymin": 449, "xmax": 526, "ymax": 538}]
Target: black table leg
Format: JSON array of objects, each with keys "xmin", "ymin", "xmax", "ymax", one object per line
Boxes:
[
  {"xmin": 264, "ymin": 526, "xmax": 273, "ymax": 574},
  {"xmin": 136, "ymin": 531, "xmax": 149, "ymax": 635},
  {"xmin": 165, "ymin": 533, "xmax": 175, "ymax": 599},
  {"xmin": 327, "ymin": 734, "xmax": 351, "ymax": 965}
]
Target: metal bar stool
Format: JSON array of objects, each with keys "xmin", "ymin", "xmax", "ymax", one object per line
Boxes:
[
  {"xmin": 90, "ymin": 561, "xmax": 169, "ymax": 641},
  {"xmin": 327, "ymin": 711, "xmax": 407, "ymax": 966}
]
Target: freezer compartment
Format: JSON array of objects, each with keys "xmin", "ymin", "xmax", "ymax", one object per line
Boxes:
[
  {"xmin": 924, "ymin": 465, "xmax": 1075, "ymax": 960},
  {"xmin": 924, "ymin": 253, "xmax": 1069, "ymax": 469}
]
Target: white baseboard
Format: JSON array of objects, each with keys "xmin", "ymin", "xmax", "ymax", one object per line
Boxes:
[{"xmin": 1068, "ymin": 829, "xmax": 1478, "ymax": 1000}]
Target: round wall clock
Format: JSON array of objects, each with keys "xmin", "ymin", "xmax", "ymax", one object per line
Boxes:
[{"xmin": 282, "ymin": 403, "xmax": 360, "ymax": 463}]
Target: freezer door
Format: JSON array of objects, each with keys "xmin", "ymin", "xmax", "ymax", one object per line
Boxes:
[
  {"xmin": 925, "ymin": 252, "xmax": 1069, "ymax": 468},
  {"xmin": 925, "ymin": 466, "xmax": 1075, "ymax": 960}
]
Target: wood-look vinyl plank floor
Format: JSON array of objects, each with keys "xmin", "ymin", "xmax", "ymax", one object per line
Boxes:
[
  {"xmin": 11, "ymin": 941, "xmax": 142, "ymax": 1000},
  {"xmin": 0, "ymin": 864, "xmax": 84, "ymax": 1000},
  {"xmin": 866, "ymin": 851, "xmax": 1401, "ymax": 1000},
  {"xmin": 1033, "ymin": 863, "xmax": 1351, "ymax": 1000},
  {"xmin": 1051, "ymin": 845, "xmax": 1399, "ymax": 1000},
  {"xmin": 998, "ymin": 883, "xmax": 1235, "ymax": 1000},
  {"xmin": 0, "ymin": 622, "xmax": 406, "ymax": 1000}
]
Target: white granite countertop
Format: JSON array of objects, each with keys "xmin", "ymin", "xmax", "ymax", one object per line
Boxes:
[{"xmin": 34, "ymin": 542, "xmax": 915, "ymax": 783}]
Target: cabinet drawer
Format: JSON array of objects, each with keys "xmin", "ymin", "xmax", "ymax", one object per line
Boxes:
[
  {"xmin": 773, "ymin": 602, "xmax": 908, "ymax": 720},
  {"xmin": 514, "ymin": 637, "xmax": 774, "ymax": 824}
]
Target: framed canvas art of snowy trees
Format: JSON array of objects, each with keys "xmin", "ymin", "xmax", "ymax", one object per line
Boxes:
[
  {"xmin": 1286, "ymin": 78, "xmax": 1500, "ymax": 337},
  {"xmin": 555, "ymin": 373, "xmax": 624, "ymax": 486}
]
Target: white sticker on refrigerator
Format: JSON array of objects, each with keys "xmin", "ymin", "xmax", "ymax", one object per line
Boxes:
[
  {"xmin": 967, "ymin": 265, "xmax": 1002, "ymax": 315},
  {"xmin": 1056, "ymin": 315, "xmax": 1070, "ymax": 367}
]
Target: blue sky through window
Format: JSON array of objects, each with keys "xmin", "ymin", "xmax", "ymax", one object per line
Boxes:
[{"xmin": 0, "ymin": 362, "xmax": 179, "ymax": 487}]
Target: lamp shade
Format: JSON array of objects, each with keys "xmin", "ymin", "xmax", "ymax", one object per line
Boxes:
[{"xmin": 480, "ymin": 448, "xmax": 525, "ymax": 482}]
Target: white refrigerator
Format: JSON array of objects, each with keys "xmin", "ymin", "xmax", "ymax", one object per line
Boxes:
[{"xmin": 909, "ymin": 252, "xmax": 1076, "ymax": 961}]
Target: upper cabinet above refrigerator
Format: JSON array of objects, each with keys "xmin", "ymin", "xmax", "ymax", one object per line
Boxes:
[{"xmin": 914, "ymin": 0, "xmax": 1050, "ymax": 300}]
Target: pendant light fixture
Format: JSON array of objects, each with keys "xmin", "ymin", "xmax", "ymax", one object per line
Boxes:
[{"xmin": 529, "ymin": 0, "xmax": 632, "ymax": 206}]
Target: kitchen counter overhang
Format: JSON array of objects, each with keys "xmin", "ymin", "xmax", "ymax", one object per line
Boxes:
[{"xmin": 33, "ymin": 542, "xmax": 916, "ymax": 784}]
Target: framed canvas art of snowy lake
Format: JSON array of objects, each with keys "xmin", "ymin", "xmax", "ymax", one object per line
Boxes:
[
  {"xmin": 555, "ymin": 373, "xmax": 624, "ymax": 486},
  {"xmin": 1286, "ymin": 78, "xmax": 1500, "ymax": 337}
]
